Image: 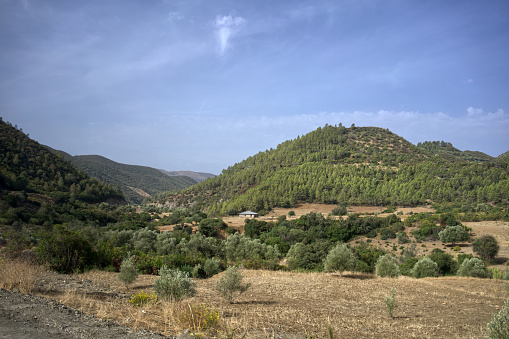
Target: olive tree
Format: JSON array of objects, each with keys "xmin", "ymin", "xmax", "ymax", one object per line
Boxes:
[
  {"xmin": 438, "ymin": 225, "xmax": 469, "ymax": 246},
  {"xmin": 323, "ymin": 243, "xmax": 356, "ymax": 276},
  {"xmin": 473, "ymin": 235, "xmax": 499, "ymax": 261}
]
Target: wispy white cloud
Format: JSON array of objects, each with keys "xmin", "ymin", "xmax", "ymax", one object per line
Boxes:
[
  {"xmin": 214, "ymin": 14, "xmax": 245, "ymax": 55},
  {"xmin": 167, "ymin": 11, "xmax": 184, "ymax": 21}
]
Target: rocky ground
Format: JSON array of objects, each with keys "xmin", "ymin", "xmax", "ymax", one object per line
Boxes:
[{"xmin": 0, "ymin": 288, "xmax": 168, "ymax": 339}]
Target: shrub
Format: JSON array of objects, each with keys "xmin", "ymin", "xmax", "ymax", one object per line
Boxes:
[
  {"xmin": 215, "ymin": 266, "xmax": 251, "ymax": 303},
  {"xmin": 411, "ymin": 257, "xmax": 439, "ymax": 278},
  {"xmin": 286, "ymin": 240, "xmax": 331, "ymax": 271},
  {"xmin": 473, "ymin": 235, "xmax": 499, "ymax": 261},
  {"xmin": 397, "ymin": 231, "xmax": 409, "ymax": 244},
  {"xmin": 131, "ymin": 228, "xmax": 157, "ymax": 253},
  {"xmin": 36, "ymin": 226, "xmax": 94, "ymax": 274},
  {"xmin": 118, "ymin": 252, "xmax": 138, "ymax": 289},
  {"xmin": 486, "ymin": 298, "xmax": 509, "ymax": 338},
  {"xmin": 375, "ymin": 254, "xmax": 400, "ymax": 278},
  {"xmin": 203, "ymin": 257, "xmax": 222, "ymax": 277},
  {"xmin": 0, "ymin": 258, "xmax": 44, "ymax": 294},
  {"xmin": 457, "ymin": 253, "xmax": 474, "ymax": 267},
  {"xmin": 380, "ymin": 229, "xmax": 396, "ymax": 240},
  {"xmin": 192, "ymin": 264, "xmax": 202, "ymax": 278},
  {"xmin": 225, "ymin": 233, "xmax": 282, "ymax": 268},
  {"xmin": 288, "ymin": 211, "xmax": 296, "ymax": 217},
  {"xmin": 154, "ymin": 267, "xmax": 196, "ymax": 302},
  {"xmin": 173, "ymin": 303, "xmax": 221, "ymax": 333},
  {"xmin": 438, "ymin": 225, "xmax": 469, "ymax": 245},
  {"xmin": 457, "ymin": 258, "xmax": 489, "ymax": 278},
  {"xmin": 428, "ymin": 249, "xmax": 456, "ymax": 275},
  {"xmin": 323, "ymin": 243, "xmax": 356, "ymax": 276},
  {"xmin": 383, "ymin": 287, "xmax": 398, "ymax": 318},
  {"xmin": 129, "ymin": 290, "xmax": 157, "ymax": 306},
  {"xmin": 331, "ymin": 206, "xmax": 348, "ymax": 216},
  {"xmin": 155, "ymin": 232, "xmax": 177, "ymax": 255},
  {"xmin": 400, "ymin": 257, "xmax": 419, "ymax": 276}
]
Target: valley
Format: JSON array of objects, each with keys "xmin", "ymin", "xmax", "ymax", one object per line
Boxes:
[{"xmin": 1, "ymin": 118, "xmax": 509, "ymax": 338}]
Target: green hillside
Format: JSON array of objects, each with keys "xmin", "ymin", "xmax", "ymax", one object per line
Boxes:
[
  {"xmin": 0, "ymin": 118, "xmax": 124, "ymax": 205},
  {"xmin": 417, "ymin": 141, "xmax": 494, "ymax": 163},
  {"xmin": 155, "ymin": 124, "xmax": 509, "ymax": 216},
  {"xmin": 68, "ymin": 155, "xmax": 197, "ymax": 204}
]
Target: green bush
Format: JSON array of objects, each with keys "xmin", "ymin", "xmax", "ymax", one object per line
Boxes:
[
  {"xmin": 375, "ymin": 254, "xmax": 400, "ymax": 278},
  {"xmin": 225, "ymin": 233, "xmax": 281, "ymax": 268},
  {"xmin": 473, "ymin": 235, "xmax": 499, "ymax": 261},
  {"xmin": 131, "ymin": 228, "xmax": 157, "ymax": 253},
  {"xmin": 323, "ymin": 243, "xmax": 356, "ymax": 275},
  {"xmin": 438, "ymin": 225, "xmax": 469, "ymax": 245},
  {"xmin": 399, "ymin": 257, "xmax": 419, "ymax": 276},
  {"xmin": 428, "ymin": 249, "xmax": 456, "ymax": 275},
  {"xmin": 380, "ymin": 229, "xmax": 396, "ymax": 240},
  {"xmin": 215, "ymin": 266, "xmax": 251, "ymax": 303},
  {"xmin": 383, "ymin": 287, "xmax": 398, "ymax": 318},
  {"xmin": 457, "ymin": 253, "xmax": 474, "ymax": 267},
  {"xmin": 118, "ymin": 252, "xmax": 139, "ymax": 289},
  {"xmin": 411, "ymin": 257, "xmax": 438, "ymax": 278},
  {"xmin": 397, "ymin": 231, "xmax": 409, "ymax": 244},
  {"xmin": 457, "ymin": 258, "xmax": 489, "ymax": 278},
  {"xmin": 36, "ymin": 226, "xmax": 94, "ymax": 274},
  {"xmin": 203, "ymin": 257, "xmax": 222, "ymax": 277},
  {"xmin": 331, "ymin": 206, "xmax": 348, "ymax": 216},
  {"xmin": 154, "ymin": 267, "xmax": 196, "ymax": 302},
  {"xmin": 286, "ymin": 240, "xmax": 331, "ymax": 271},
  {"xmin": 486, "ymin": 298, "xmax": 509, "ymax": 338},
  {"xmin": 155, "ymin": 232, "xmax": 177, "ymax": 255}
]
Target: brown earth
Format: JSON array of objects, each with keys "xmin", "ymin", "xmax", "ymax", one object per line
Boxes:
[{"xmin": 1, "ymin": 266, "xmax": 506, "ymax": 338}]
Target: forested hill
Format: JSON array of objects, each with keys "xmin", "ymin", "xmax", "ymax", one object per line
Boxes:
[
  {"xmin": 159, "ymin": 170, "xmax": 216, "ymax": 183},
  {"xmin": 416, "ymin": 141, "xmax": 494, "ymax": 162},
  {"xmin": 68, "ymin": 155, "xmax": 197, "ymax": 204},
  {"xmin": 154, "ymin": 124, "xmax": 509, "ymax": 216},
  {"xmin": 0, "ymin": 118, "xmax": 124, "ymax": 205}
]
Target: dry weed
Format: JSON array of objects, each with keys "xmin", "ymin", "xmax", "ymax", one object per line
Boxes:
[{"xmin": 0, "ymin": 258, "xmax": 44, "ymax": 293}]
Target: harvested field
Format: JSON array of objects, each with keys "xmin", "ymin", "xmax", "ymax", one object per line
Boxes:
[{"xmin": 21, "ymin": 268, "xmax": 507, "ymax": 338}]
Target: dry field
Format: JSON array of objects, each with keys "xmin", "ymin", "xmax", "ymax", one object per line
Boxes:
[
  {"xmin": 30, "ymin": 268, "xmax": 506, "ymax": 338},
  {"xmin": 220, "ymin": 203, "xmax": 436, "ymax": 232}
]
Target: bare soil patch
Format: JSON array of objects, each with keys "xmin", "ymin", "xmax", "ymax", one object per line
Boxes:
[
  {"xmin": 464, "ymin": 221, "xmax": 509, "ymax": 267},
  {"xmin": 2, "ymin": 267, "xmax": 504, "ymax": 338}
]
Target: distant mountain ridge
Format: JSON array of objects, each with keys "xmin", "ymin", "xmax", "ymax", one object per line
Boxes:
[
  {"xmin": 159, "ymin": 170, "xmax": 216, "ymax": 182},
  {"xmin": 56, "ymin": 154, "xmax": 199, "ymax": 204}
]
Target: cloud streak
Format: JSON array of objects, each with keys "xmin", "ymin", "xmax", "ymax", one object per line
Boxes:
[{"xmin": 214, "ymin": 14, "xmax": 245, "ymax": 55}]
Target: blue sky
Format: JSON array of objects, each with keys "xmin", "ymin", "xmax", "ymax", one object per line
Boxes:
[{"xmin": 1, "ymin": 0, "xmax": 508, "ymax": 174}]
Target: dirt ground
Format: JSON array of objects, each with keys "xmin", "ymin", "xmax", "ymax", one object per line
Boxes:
[{"xmin": 1, "ymin": 266, "xmax": 506, "ymax": 338}]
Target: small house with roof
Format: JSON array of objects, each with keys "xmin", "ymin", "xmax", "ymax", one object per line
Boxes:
[{"xmin": 238, "ymin": 211, "xmax": 259, "ymax": 218}]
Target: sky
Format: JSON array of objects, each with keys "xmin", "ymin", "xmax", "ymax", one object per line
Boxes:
[{"xmin": 1, "ymin": 0, "xmax": 508, "ymax": 174}]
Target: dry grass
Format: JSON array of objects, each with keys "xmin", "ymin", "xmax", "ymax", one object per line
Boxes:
[
  {"xmin": 55, "ymin": 269, "xmax": 508, "ymax": 338},
  {"xmin": 0, "ymin": 258, "xmax": 45, "ymax": 293}
]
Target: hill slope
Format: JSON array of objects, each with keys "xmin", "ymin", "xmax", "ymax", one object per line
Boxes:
[
  {"xmin": 416, "ymin": 141, "xmax": 494, "ymax": 162},
  {"xmin": 0, "ymin": 118, "xmax": 123, "ymax": 205},
  {"xmin": 155, "ymin": 124, "xmax": 509, "ymax": 215},
  {"xmin": 68, "ymin": 155, "xmax": 197, "ymax": 204},
  {"xmin": 159, "ymin": 170, "xmax": 215, "ymax": 182}
]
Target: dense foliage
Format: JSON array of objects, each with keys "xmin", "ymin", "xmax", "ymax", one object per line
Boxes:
[
  {"xmin": 0, "ymin": 118, "xmax": 124, "ymax": 204},
  {"xmin": 156, "ymin": 125, "xmax": 509, "ymax": 216}
]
